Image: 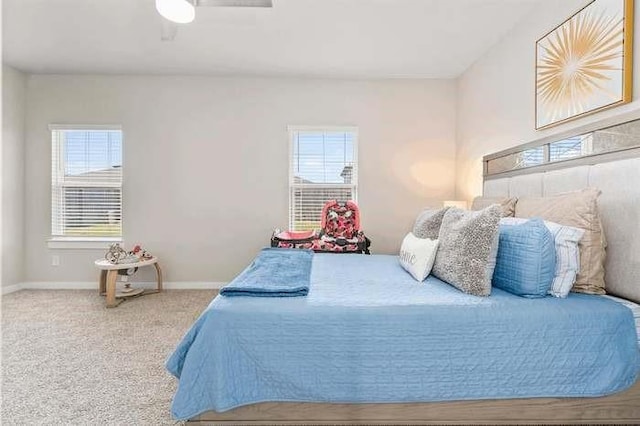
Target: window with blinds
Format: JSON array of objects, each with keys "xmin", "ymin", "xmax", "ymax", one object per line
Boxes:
[
  {"xmin": 289, "ymin": 127, "xmax": 358, "ymax": 231},
  {"xmin": 51, "ymin": 126, "xmax": 123, "ymax": 239}
]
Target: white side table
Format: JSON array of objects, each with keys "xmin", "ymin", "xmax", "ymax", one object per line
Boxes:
[{"xmin": 94, "ymin": 257, "xmax": 163, "ymax": 308}]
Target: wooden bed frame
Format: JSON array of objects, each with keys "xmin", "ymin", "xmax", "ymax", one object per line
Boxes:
[{"xmin": 188, "ymin": 380, "xmax": 640, "ymax": 424}]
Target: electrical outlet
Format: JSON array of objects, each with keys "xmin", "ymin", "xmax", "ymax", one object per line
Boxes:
[{"xmin": 51, "ymin": 255, "xmax": 60, "ymax": 266}]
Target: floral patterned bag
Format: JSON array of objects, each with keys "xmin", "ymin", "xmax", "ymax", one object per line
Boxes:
[{"xmin": 271, "ymin": 200, "xmax": 371, "ymax": 254}]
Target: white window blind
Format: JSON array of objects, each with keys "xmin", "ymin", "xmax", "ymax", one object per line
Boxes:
[
  {"xmin": 289, "ymin": 127, "xmax": 358, "ymax": 231},
  {"xmin": 51, "ymin": 126, "xmax": 123, "ymax": 238}
]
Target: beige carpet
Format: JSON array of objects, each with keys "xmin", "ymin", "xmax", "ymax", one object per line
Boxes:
[{"xmin": 1, "ymin": 289, "xmax": 216, "ymax": 425}]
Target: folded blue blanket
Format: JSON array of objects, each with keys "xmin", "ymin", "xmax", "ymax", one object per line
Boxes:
[{"xmin": 219, "ymin": 248, "xmax": 313, "ymax": 297}]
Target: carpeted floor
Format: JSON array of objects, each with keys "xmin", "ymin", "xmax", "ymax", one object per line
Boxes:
[{"xmin": 1, "ymin": 289, "xmax": 217, "ymax": 425}]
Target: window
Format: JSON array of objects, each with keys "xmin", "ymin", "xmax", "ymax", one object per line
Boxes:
[
  {"xmin": 50, "ymin": 125, "xmax": 123, "ymax": 241},
  {"xmin": 289, "ymin": 126, "xmax": 357, "ymax": 231}
]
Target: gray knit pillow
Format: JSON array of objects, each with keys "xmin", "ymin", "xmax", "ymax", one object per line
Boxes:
[
  {"xmin": 432, "ymin": 205, "xmax": 502, "ymax": 297},
  {"xmin": 413, "ymin": 207, "xmax": 450, "ymax": 239}
]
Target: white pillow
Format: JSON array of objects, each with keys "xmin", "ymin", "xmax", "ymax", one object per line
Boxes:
[
  {"xmin": 399, "ymin": 232, "xmax": 439, "ymax": 282},
  {"xmin": 500, "ymin": 217, "xmax": 585, "ymax": 297}
]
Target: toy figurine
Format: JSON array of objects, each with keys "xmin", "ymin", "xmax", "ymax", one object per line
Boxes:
[
  {"xmin": 105, "ymin": 243, "xmax": 129, "ymax": 264},
  {"xmin": 130, "ymin": 244, "xmax": 153, "ymax": 260}
]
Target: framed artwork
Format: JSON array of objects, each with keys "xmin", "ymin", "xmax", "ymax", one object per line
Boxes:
[{"xmin": 535, "ymin": 0, "xmax": 634, "ymax": 130}]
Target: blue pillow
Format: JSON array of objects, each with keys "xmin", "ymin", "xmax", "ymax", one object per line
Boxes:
[{"xmin": 492, "ymin": 218, "xmax": 557, "ymax": 298}]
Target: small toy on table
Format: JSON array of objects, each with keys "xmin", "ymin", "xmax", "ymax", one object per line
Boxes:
[
  {"xmin": 130, "ymin": 244, "xmax": 153, "ymax": 260},
  {"xmin": 103, "ymin": 243, "xmax": 154, "ymax": 294}
]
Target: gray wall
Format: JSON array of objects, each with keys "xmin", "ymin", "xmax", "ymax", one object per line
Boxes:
[
  {"xmin": 2, "ymin": 65, "xmax": 26, "ymax": 288},
  {"xmin": 25, "ymin": 75, "xmax": 457, "ymax": 283},
  {"xmin": 456, "ymin": 0, "xmax": 640, "ymax": 202}
]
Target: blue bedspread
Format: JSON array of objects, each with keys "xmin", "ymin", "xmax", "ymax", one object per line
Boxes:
[
  {"xmin": 166, "ymin": 254, "xmax": 640, "ymax": 420},
  {"xmin": 219, "ymin": 248, "xmax": 313, "ymax": 297}
]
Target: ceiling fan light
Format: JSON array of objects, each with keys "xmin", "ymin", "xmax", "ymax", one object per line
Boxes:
[{"xmin": 156, "ymin": 0, "xmax": 195, "ymax": 24}]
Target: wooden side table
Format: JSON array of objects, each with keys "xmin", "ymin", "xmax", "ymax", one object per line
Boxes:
[{"xmin": 94, "ymin": 257, "xmax": 163, "ymax": 308}]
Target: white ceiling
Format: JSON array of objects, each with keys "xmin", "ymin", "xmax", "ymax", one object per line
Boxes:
[{"xmin": 3, "ymin": 0, "xmax": 541, "ymax": 79}]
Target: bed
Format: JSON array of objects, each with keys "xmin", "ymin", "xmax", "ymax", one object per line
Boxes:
[
  {"xmin": 168, "ymin": 118, "xmax": 640, "ymax": 424},
  {"xmin": 168, "ymin": 254, "xmax": 640, "ymax": 422}
]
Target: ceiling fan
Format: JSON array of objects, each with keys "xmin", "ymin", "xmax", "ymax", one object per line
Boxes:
[{"xmin": 157, "ymin": 0, "xmax": 273, "ymax": 41}]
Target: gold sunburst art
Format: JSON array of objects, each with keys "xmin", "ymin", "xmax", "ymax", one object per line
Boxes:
[{"xmin": 535, "ymin": 0, "xmax": 634, "ymax": 129}]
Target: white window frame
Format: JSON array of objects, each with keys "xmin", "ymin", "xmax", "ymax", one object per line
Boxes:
[
  {"xmin": 47, "ymin": 124, "xmax": 123, "ymax": 249},
  {"xmin": 288, "ymin": 125, "xmax": 358, "ymax": 231}
]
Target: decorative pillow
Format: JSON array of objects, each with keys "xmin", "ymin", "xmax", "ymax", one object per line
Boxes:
[
  {"xmin": 398, "ymin": 233, "xmax": 439, "ymax": 282},
  {"xmin": 432, "ymin": 205, "xmax": 502, "ymax": 296},
  {"xmin": 492, "ymin": 219, "xmax": 556, "ymax": 298},
  {"xmin": 413, "ymin": 207, "xmax": 450, "ymax": 239},
  {"xmin": 515, "ymin": 188, "xmax": 606, "ymax": 295},
  {"xmin": 471, "ymin": 196, "xmax": 517, "ymax": 217},
  {"xmin": 501, "ymin": 217, "xmax": 585, "ymax": 298}
]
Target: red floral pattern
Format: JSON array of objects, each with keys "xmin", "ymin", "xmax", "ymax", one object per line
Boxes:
[
  {"xmin": 271, "ymin": 200, "xmax": 370, "ymax": 254},
  {"xmin": 322, "ymin": 200, "xmax": 359, "ymax": 239}
]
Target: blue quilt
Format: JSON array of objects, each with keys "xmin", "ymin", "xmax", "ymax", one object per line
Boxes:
[
  {"xmin": 219, "ymin": 248, "xmax": 313, "ymax": 297},
  {"xmin": 166, "ymin": 254, "xmax": 640, "ymax": 420}
]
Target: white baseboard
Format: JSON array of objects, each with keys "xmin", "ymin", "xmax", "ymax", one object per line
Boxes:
[
  {"xmin": 162, "ymin": 282, "xmax": 226, "ymax": 290},
  {"xmin": 2, "ymin": 284, "xmax": 24, "ymax": 295},
  {"xmin": 4, "ymin": 281, "xmax": 225, "ymax": 294}
]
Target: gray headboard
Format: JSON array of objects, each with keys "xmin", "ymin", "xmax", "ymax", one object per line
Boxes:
[{"xmin": 483, "ymin": 157, "xmax": 640, "ymax": 303}]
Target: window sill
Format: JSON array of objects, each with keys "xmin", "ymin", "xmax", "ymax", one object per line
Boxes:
[{"xmin": 47, "ymin": 237, "xmax": 122, "ymax": 250}]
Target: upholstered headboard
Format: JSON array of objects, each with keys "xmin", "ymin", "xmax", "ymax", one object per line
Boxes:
[{"xmin": 483, "ymin": 157, "xmax": 640, "ymax": 303}]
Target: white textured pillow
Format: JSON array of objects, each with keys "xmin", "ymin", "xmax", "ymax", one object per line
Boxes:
[
  {"xmin": 500, "ymin": 217, "xmax": 585, "ymax": 298},
  {"xmin": 399, "ymin": 233, "xmax": 439, "ymax": 282}
]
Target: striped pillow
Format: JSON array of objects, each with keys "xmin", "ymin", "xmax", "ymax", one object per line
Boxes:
[{"xmin": 500, "ymin": 217, "xmax": 585, "ymax": 298}]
